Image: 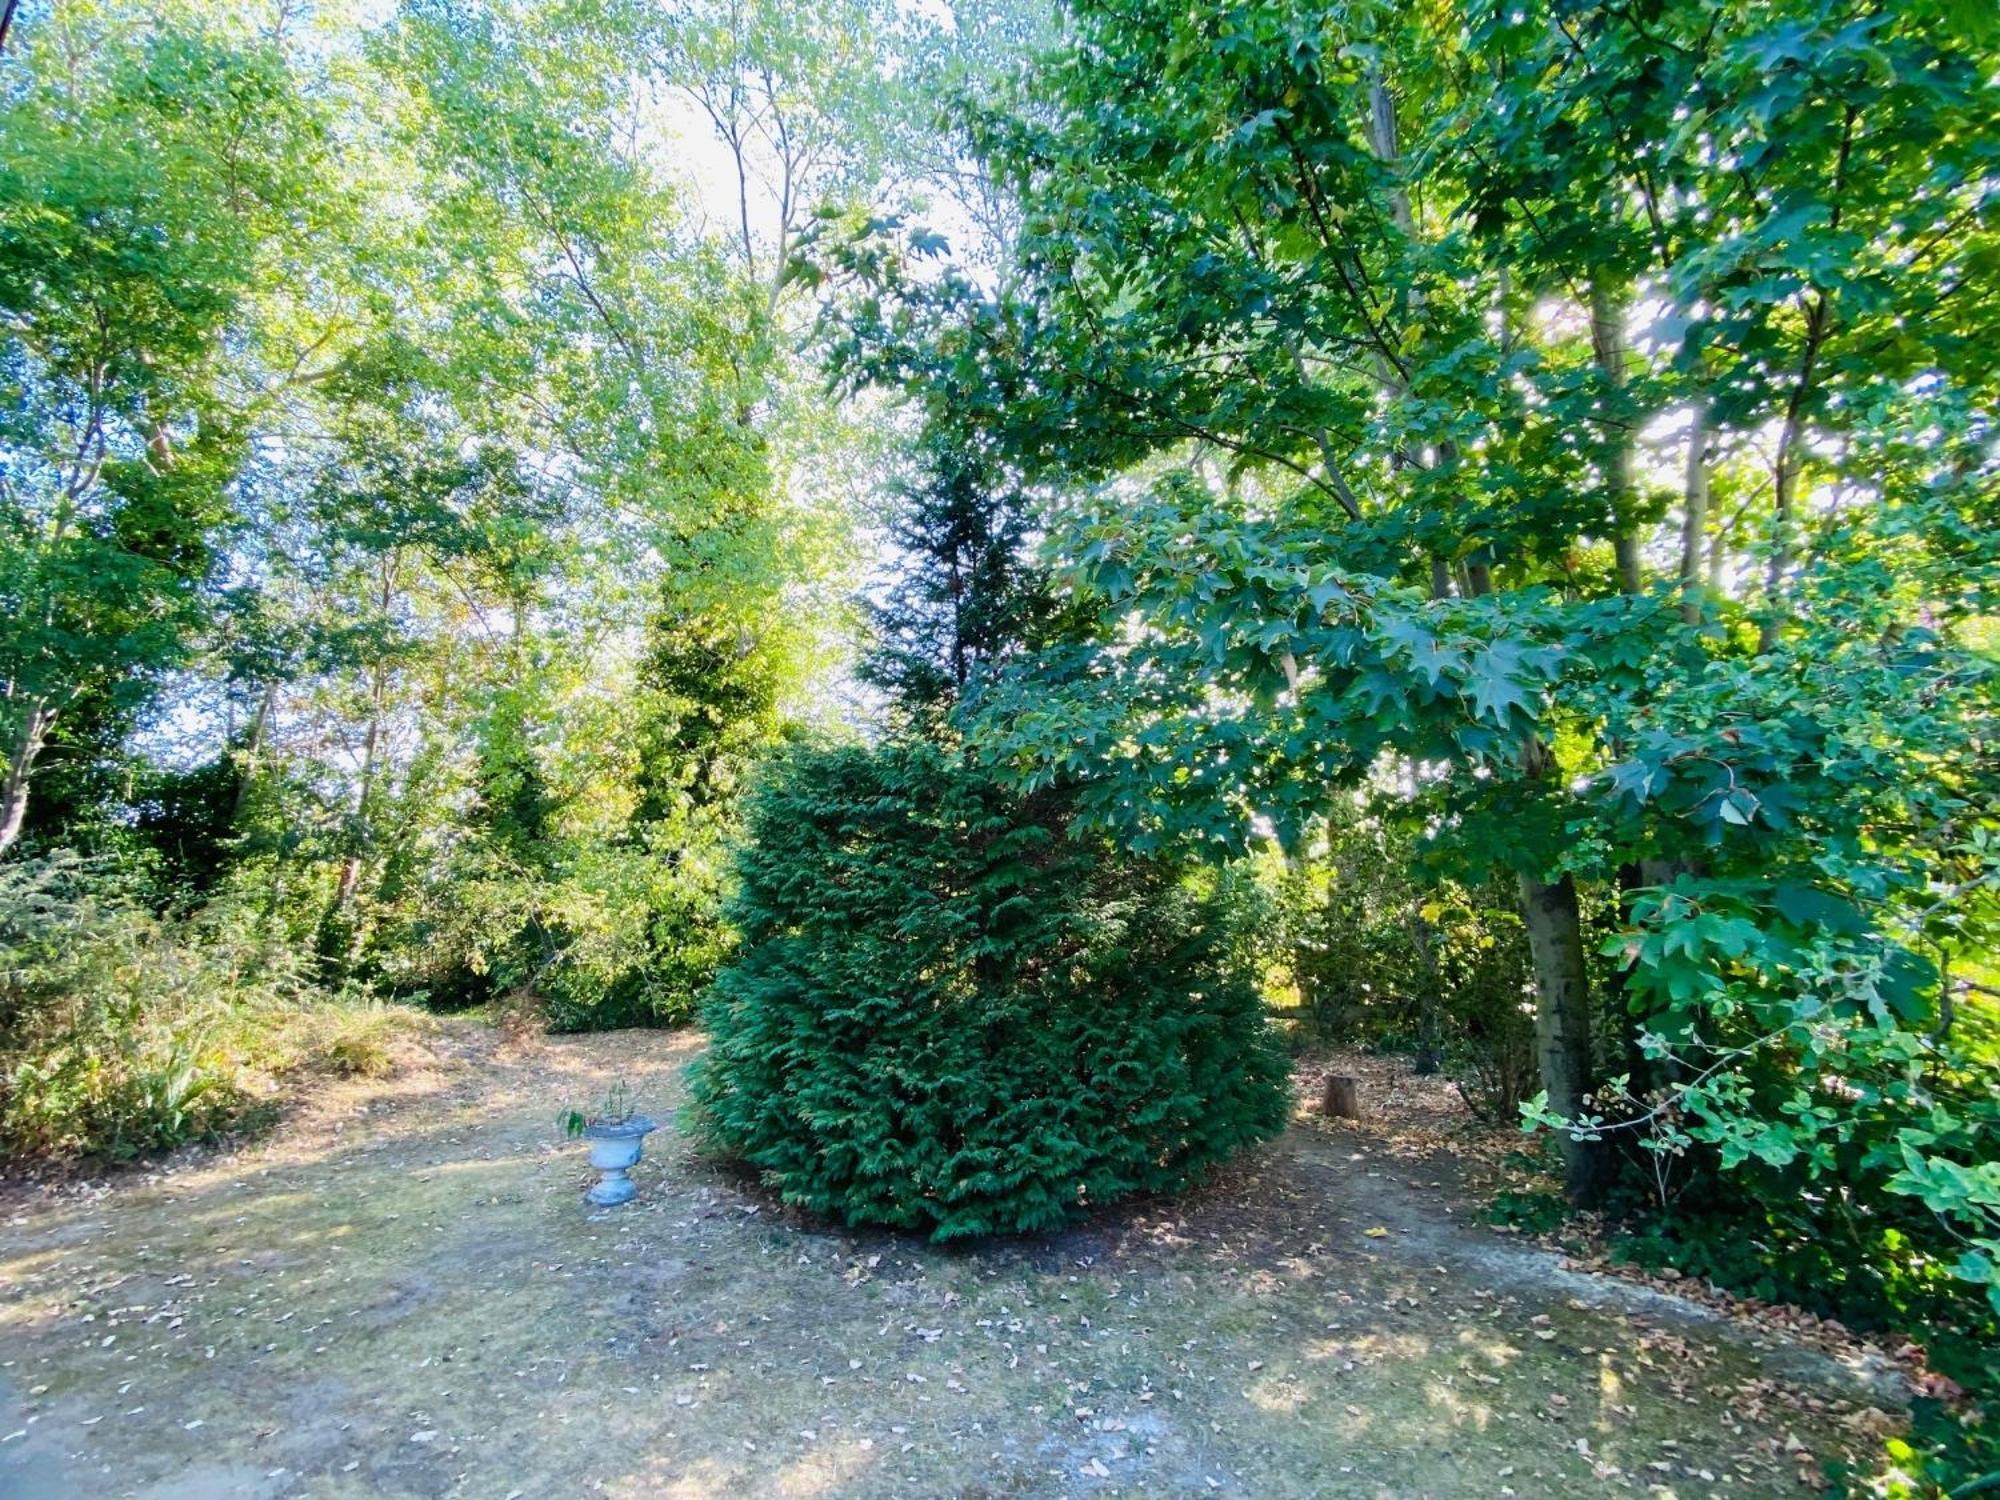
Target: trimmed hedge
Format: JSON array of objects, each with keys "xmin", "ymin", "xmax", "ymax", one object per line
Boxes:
[{"xmin": 689, "ymin": 741, "xmax": 1289, "ymax": 1239}]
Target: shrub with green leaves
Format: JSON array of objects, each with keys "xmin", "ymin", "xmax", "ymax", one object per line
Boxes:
[
  {"xmin": 0, "ymin": 857, "xmax": 313, "ymax": 1161},
  {"xmin": 690, "ymin": 741, "xmax": 1290, "ymax": 1240}
]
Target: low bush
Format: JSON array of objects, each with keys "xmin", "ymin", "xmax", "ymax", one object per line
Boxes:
[
  {"xmin": 690, "ymin": 742, "xmax": 1291, "ymax": 1240},
  {"xmin": 0, "ymin": 857, "xmax": 413, "ymax": 1163},
  {"xmin": 315, "ymin": 1008, "xmax": 402, "ymax": 1079}
]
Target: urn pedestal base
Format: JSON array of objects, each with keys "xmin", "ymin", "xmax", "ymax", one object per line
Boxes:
[{"xmin": 582, "ymin": 1116, "xmax": 656, "ymax": 1207}]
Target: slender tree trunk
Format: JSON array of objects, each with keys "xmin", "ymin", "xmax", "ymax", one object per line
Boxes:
[
  {"xmin": 1518, "ymin": 868, "xmax": 1608, "ymax": 1202},
  {"xmin": 1593, "ymin": 279, "xmax": 1664, "ymax": 1094},
  {"xmin": 0, "ymin": 698, "xmax": 54, "ymax": 856},
  {"xmin": 1759, "ymin": 415, "xmax": 1807, "ymax": 649},
  {"xmin": 949, "ymin": 549, "xmax": 968, "ymax": 693},
  {"xmin": 263, "ymin": 852, "xmax": 287, "ymax": 927},
  {"xmin": 1368, "ymin": 73, "xmax": 1416, "ymax": 241},
  {"xmin": 1406, "ymin": 899, "xmax": 1445, "ymax": 1073},
  {"xmin": 329, "ymin": 558, "xmax": 395, "ymax": 927},
  {"xmin": 1457, "ymin": 559, "xmax": 1601, "ymax": 1196},
  {"xmin": 1759, "ymin": 108, "xmax": 1852, "ymax": 652},
  {"xmin": 329, "ymin": 675, "xmax": 382, "ymax": 922},
  {"xmin": 1371, "ymin": 61, "xmax": 1604, "ymax": 1182},
  {"xmin": 1757, "ymin": 300, "xmax": 1825, "ymax": 654},
  {"xmin": 1590, "ymin": 280, "xmax": 1643, "ymax": 595},
  {"xmin": 1367, "ymin": 72, "xmax": 1477, "ymax": 592},
  {"xmin": 231, "ymin": 682, "xmax": 278, "ymax": 822},
  {"xmin": 1707, "ymin": 495, "xmax": 1729, "ymax": 595},
  {"xmin": 1679, "ymin": 402, "xmax": 1710, "ymax": 625}
]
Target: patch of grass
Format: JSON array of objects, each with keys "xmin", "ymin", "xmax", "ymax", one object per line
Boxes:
[
  {"xmin": 0, "ymin": 1029, "xmax": 1891, "ymax": 1500},
  {"xmin": 312, "ymin": 1008, "xmax": 404, "ymax": 1080}
]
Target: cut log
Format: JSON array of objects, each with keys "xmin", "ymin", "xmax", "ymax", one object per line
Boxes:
[{"xmin": 1322, "ymin": 1074, "xmax": 1361, "ymax": 1120}]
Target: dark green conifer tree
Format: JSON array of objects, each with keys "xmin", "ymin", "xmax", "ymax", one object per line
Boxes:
[
  {"xmin": 859, "ymin": 442, "xmax": 1079, "ymax": 733},
  {"xmin": 692, "ymin": 427, "xmax": 1290, "ymax": 1236}
]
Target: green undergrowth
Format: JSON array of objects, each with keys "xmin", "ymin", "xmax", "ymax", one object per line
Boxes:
[
  {"xmin": 1609, "ymin": 1209, "xmax": 1997, "ymax": 1497},
  {"xmin": 0, "ymin": 856, "xmax": 426, "ymax": 1164}
]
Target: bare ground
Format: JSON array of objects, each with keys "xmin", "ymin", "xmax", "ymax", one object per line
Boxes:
[{"xmin": 0, "ymin": 1022, "xmax": 1904, "ymax": 1499}]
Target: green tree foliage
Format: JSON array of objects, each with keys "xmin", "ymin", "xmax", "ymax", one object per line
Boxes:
[
  {"xmin": 818, "ymin": 0, "xmax": 1999, "ymax": 1481},
  {"xmin": 0, "ymin": 2, "xmax": 328, "ymax": 856},
  {"xmin": 691, "ymin": 741, "xmax": 1290, "ymax": 1239},
  {"xmin": 3, "ymin": 0, "xmax": 1993, "ymax": 1479},
  {"xmin": 0, "ymin": 0, "xmax": 1046, "ymax": 1069},
  {"xmin": 859, "ymin": 439, "xmax": 1085, "ymax": 733},
  {"xmin": 0, "ymin": 0, "xmax": 926, "ymax": 1133}
]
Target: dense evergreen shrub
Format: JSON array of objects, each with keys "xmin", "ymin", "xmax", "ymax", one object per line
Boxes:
[{"xmin": 690, "ymin": 741, "xmax": 1290, "ymax": 1239}]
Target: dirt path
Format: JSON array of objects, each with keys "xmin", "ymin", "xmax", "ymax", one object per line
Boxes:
[{"xmin": 0, "ymin": 1023, "xmax": 1899, "ymax": 1498}]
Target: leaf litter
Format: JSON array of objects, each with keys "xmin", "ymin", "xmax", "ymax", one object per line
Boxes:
[{"xmin": 0, "ymin": 1023, "xmax": 1906, "ymax": 1498}]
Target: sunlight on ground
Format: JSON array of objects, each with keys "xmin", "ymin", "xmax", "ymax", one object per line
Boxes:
[{"xmin": 0, "ymin": 1024, "xmax": 1895, "ymax": 1499}]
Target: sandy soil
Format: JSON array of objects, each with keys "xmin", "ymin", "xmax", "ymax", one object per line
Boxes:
[{"xmin": 0, "ymin": 1022, "xmax": 1902, "ymax": 1498}]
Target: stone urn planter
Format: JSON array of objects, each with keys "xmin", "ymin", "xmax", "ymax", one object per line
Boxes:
[
  {"xmin": 560, "ymin": 1085, "xmax": 657, "ymax": 1207},
  {"xmin": 581, "ymin": 1115, "xmax": 657, "ymax": 1207}
]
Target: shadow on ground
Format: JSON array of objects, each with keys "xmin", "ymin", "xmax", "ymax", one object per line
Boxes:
[{"xmin": 0, "ymin": 1022, "xmax": 1901, "ymax": 1498}]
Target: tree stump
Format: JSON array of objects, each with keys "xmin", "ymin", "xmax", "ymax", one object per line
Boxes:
[{"xmin": 1322, "ymin": 1074, "xmax": 1361, "ymax": 1120}]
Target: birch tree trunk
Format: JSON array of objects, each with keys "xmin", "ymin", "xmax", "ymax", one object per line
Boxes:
[
  {"xmin": 328, "ymin": 666, "xmax": 383, "ymax": 924},
  {"xmin": 230, "ymin": 681, "xmax": 279, "ymax": 822},
  {"xmin": 0, "ymin": 699, "xmax": 54, "ymax": 856},
  {"xmin": 327, "ymin": 555, "xmax": 397, "ymax": 932}
]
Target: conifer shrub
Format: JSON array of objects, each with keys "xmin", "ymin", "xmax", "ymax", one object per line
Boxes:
[{"xmin": 689, "ymin": 741, "xmax": 1290, "ymax": 1240}]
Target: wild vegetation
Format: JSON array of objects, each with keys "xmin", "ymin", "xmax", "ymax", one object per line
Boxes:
[
  {"xmin": 1, "ymin": 0, "xmax": 1994, "ymax": 1492},
  {"xmin": 0, "ymin": 0, "xmax": 909, "ymax": 1138},
  {"xmin": 816, "ymin": 0, "xmax": 1999, "ymax": 1484}
]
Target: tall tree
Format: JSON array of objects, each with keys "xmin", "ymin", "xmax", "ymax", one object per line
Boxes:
[
  {"xmin": 859, "ymin": 437, "xmax": 1080, "ymax": 734},
  {"xmin": 827, "ymin": 0, "xmax": 2000, "ymax": 1204},
  {"xmin": 0, "ymin": 5, "xmax": 327, "ymax": 853}
]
